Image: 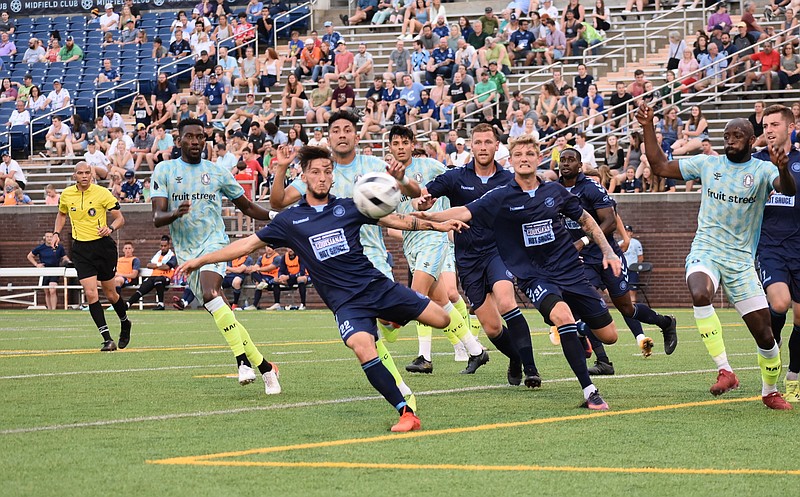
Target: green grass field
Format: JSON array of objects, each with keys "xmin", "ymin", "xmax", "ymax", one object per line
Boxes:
[{"xmin": 1, "ymin": 308, "xmax": 798, "ymax": 497}]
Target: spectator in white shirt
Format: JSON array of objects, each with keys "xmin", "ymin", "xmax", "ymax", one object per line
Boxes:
[
  {"xmin": 99, "ymin": 3, "xmax": 120, "ymax": 33},
  {"xmin": 102, "ymin": 105, "xmax": 127, "ymax": 134},
  {"xmin": 43, "ymin": 115, "xmax": 74, "ymax": 158},
  {"xmin": 84, "ymin": 141, "xmax": 110, "ymax": 180},
  {"xmin": 0, "ymin": 152, "xmax": 27, "ymax": 189},
  {"xmin": 6, "ymin": 100, "xmax": 30, "ymax": 127},
  {"xmin": 448, "ymin": 138, "xmax": 471, "ymax": 167},
  {"xmin": 43, "ymin": 80, "xmax": 70, "ymax": 111},
  {"xmin": 22, "ymin": 37, "xmax": 45, "ymax": 64},
  {"xmin": 573, "ymin": 132, "xmax": 597, "ymax": 169}
]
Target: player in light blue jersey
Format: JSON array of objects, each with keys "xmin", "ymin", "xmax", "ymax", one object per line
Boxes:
[
  {"xmin": 151, "ymin": 118, "xmax": 281, "ymax": 395},
  {"xmin": 384, "ymin": 126, "xmax": 488, "ymax": 375},
  {"xmin": 638, "ymin": 103, "xmax": 796, "ymax": 410},
  {"xmin": 267, "ymin": 111, "xmax": 423, "ymax": 407}
]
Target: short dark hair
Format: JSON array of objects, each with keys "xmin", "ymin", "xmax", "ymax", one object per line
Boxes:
[
  {"xmin": 763, "ymin": 104, "xmax": 794, "ymax": 125},
  {"xmin": 178, "ymin": 117, "xmax": 205, "ymax": 136},
  {"xmin": 297, "ymin": 145, "xmax": 333, "ymax": 172},
  {"xmin": 264, "ymin": 122, "xmax": 278, "ymax": 135},
  {"xmin": 161, "ymin": 235, "xmax": 171, "ymax": 242},
  {"xmin": 634, "ymin": 69, "xmax": 644, "ymax": 76},
  {"xmin": 327, "ymin": 110, "xmax": 359, "ymax": 131},
  {"xmin": 388, "ymin": 125, "xmax": 415, "ymax": 143}
]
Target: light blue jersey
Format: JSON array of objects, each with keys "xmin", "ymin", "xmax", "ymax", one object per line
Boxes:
[
  {"xmin": 290, "ymin": 154, "xmax": 393, "ymax": 277},
  {"xmin": 397, "ymin": 157, "xmax": 450, "ymax": 252},
  {"xmin": 679, "ymin": 154, "xmax": 778, "ymax": 262},
  {"xmin": 151, "ymin": 158, "xmax": 244, "ymax": 263}
]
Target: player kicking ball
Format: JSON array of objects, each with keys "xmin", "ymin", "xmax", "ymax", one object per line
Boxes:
[
  {"xmin": 177, "ymin": 146, "xmax": 466, "ymax": 431},
  {"xmin": 637, "ymin": 103, "xmax": 796, "ymax": 410},
  {"xmin": 414, "ymin": 135, "xmax": 620, "ymax": 409}
]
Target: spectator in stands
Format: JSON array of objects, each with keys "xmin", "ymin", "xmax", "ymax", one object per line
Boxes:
[
  {"xmin": 83, "ymin": 141, "xmax": 109, "ymax": 180},
  {"xmin": 426, "ymin": 37, "xmax": 455, "ymax": 85},
  {"xmin": 44, "ymin": 184, "xmax": 60, "ymax": 205},
  {"xmin": 119, "ymin": 170, "xmax": 142, "ymax": 203},
  {"xmin": 591, "ymin": 0, "xmax": 611, "ymax": 33},
  {"xmin": 294, "ymin": 41, "xmax": 318, "ymax": 82},
  {"xmin": 131, "ymin": 124, "xmax": 154, "ymax": 171},
  {"xmin": 321, "ymin": 21, "xmax": 343, "ymax": 49},
  {"xmin": 676, "ymin": 47, "xmax": 700, "ymax": 92},
  {"xmin": 41, "ymin": 115, "xmax": 73, "ymax": 159},
  {"xmin": 467, "ymin": 20, "xmax": 489, "ymax": 52},
  {"xmin": 574, "ymin": 132, "xmax": 598, "ymax": 169},
  {"xmin": 247, "ymin": 0, "xmax": 264, "ymax": 18},
  {"xmin": 146, "ymin": 125, "xmax": 174, "ymax": 169},
  {"xmin": 151, "ymin": 37, "xmax": 168, "ymax": 60},
  {"xmin": 0, "ymin": 78, "xmax": 15, "ymax": 104},
  {"xmin": 231, "ymin": 13, "xmax": 254, "ymax": 59},
  {"xmin": 6, "ymin": 100, "xmax": 30, "ymax": 128},
  {"xmin": 226, "ymin": 93, "xmax": 259, "ymax": 133},
  {"xmin": 742, "ymin": 0, "xmax": 768, "ymax": 41},
  {"xmin": 387, "ymin": 40, "xmax": 412, "ymax": 81},
  {"xmin": 607, "ymin": 81, "xmax": 632, "ymax": 131},
  {"xmin": 118, "ymin": 5, "xmax": 135, "ymax": 31},
  {"xmin": 351, "ymin": 43, "xmax": 375, "ymax": 89},
  {"xmin": 168, "ymin": 29, "xmax": 191, "ymax": 58},
  {"xmin": 574, "ymin": 63, "xmax": 593, "ymax": 98},
  {"xmin": 323, "ymin": 40, "xmax": 355, "ymax": 84},
  {"xmin": 626, "ymin": 69, "xmax": 648, "ymax": 98},
  {"xmin": 112, "ymin": 242, "xmax": 141, "ymax": 294},
  {"xmin": 539, "ymin": 0, "xmax": 560, "ymax": 19},
  {"xmin": 558, "ymin": 85, "xmax": 584, "ymax": 127},
  {"xmin": 398, "ymin": 73, "xmax": 424, "ymax": 107},
  {"xmin": 397, "ymin": 0, "xmax": 428, "ymax": 40},
  {"xmin": 43, "ymin": 80, "xmax": 70, "ymax": 113},
  {"xmin": 268, "ymin": 0, "xmax": 289, "ymax": 17},
  {"xmin": 480, "ymin": 37, "xmax": 511, "ymax": 74},
  {"xmin": 102, "ymin": 105, "xmax": 126, "ymax": 134},
  {"xmin": 779, "ymin": 43, "xmax": 800, "ymax": 89},
  {"xmin": 95, "ymin": 59, "xmax": 120, "ymax": 85},
  {"xmin": 235, "ymin": 46, "xmax": 260, "ymax": 95},
  {"xmin": 342, "ymin": 0, "xmax": 378, "ymax": 26},
  {"xmin": 304, "ymin": 78, "xmax": 332, "ymax": 124},
  {"xmin": 409, "ymin": 39, "xmax": 430, "ymax": 84},
  {"xmin": 604, "ymin": 133, "xmax": 625, "ymax": 173},
  {"xmin": 0, "ymin": 151, "xmax": 25, "ymax": 189},
  {"xmin": 744, "ymin": 40, "xmax": 780, "ymax": 92},
  {"xmin": 203, "ymin": 74, "xmax": 226, "ymax": 120},
  {"xmin": 108, "ymin": 139, "xmax": 134, "ymax": 177},
  {"xmin": 409, "ymin": 88, "xmax": 438, "ymax": 133},
  {"xmin": 508, "ymin": 18, "xmax": 536, "ymax": 66},
  {"xmin": 118, "ymin": 18, "xmax": 138, "ymax": 45},
  {"xmin": 693, "ymin": 33, "xmax": 709, "ymax": 61},
  {"xmin": 280, "ymin": 73, "xmax": 307, "ymax": 117},
  {"xmin": 582, "ymin": 83, "xmax": 604, "ymax": 131},
  {"xmin": 22, "ymin": 38, "xmax": 45, "ymax": 64},
  {"xmin": 128, "ymin": 95, "xmax": 151, "ymax": 131},
  {"xmin": 125, "ymin": 0, "xmax": 142, "ymax": 23},
  {"xmin": 706, "ymin": 2, "xmax": 732, "ymax": 34},
  {"xmin": 616, "ymin": 167, "xmax": 640, "ymax": 193},
  {"xmin": 27, "ymin": 232, "xmax": 68, "ymax": 310},
  {"xmin": 330, "ymin": 74, "xmax": 355, "ymax": 113},
  {"xmin": 416, "ymin": 24, "xmax": 439, "ymax": 52},
  {"xmin": 694, "ymin": 42, "xmax": 728, "ymax": 91},
  {"xmin": 748, "ymin": 100, "xmax": 766, "ymax": 147},
  {"xmin": 572, "ymin": 19, "xmax": 603, "ymax": 58},
  {"xmin": 659, "ymin": 106, "xmax": 682, "ymax": 149},
  {"xmin": 0, "ymin": 31, "xmax": 15, "ymax": 56},
  {"xmin": 0, "ymin": 11, "xmax": 14, "ymax": 34},
  {"xmin": 536, "ymin": 81, "xmax": 559, "ymax": 122},
  {"xmin": 212, "ymin": 11, "xmax": 233, "ymax": 40},
  {"xmin": 465, "ymin": 69, "xmax": 498, "ymax": 122},
  {"xmin": 67, "ymin": 114, "xmax": 89, "ymax": 155},
  {"xmin": 150, "ymin": 100, "xmax": 173, "ymax": 131},
  {"xmin": 99, "ymin": 3, "xmax": 120, "ymax": 33},
  {"xmin": 670, "ymin": 105, "xmax": 707, "ymax": 156},
  {"xmin": 43, "ymin": 38, "xmax": 59, "ymax": 63}
]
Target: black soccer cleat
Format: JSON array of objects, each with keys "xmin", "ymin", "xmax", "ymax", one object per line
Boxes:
[
  {"xmin": 587, "ymin": 360, "xmax": 614, "ymax": 375},
  {"xmin": 661, "ymin": 315, "xmax": 678, "ymax": 355},
  {"xmin": 101, "ymin": 340, "xmax": 118, "ymax": 352},
  {"xmin": 507, "ymin": 359, "xmax": 522, "ymax": 386},
  {"xmin": 405, "ymin": 355, "xmax": 433, "ymax": 374},
  {"xmin": 118, "ymin": 319, "xmax": 132, "ymax": 349},
  {"xmin": 460, "ymin": 350, "xmax": 489, "ymax": 374},
  {"xmin": 524, "ymin": 374, "xmax": 542, "ymax": 389}
]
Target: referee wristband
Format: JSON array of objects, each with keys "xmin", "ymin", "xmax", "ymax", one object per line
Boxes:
[
  {"xmin": 580, "ymin": 236, "xmax": 590, "ymax": 246},
  {"xmin": 108, "ymin": 226, "xmax": 115, "ymax": 233},
  {"xmin": 53, "ymin": 231, "xmax": 60, "ymax": 237}
]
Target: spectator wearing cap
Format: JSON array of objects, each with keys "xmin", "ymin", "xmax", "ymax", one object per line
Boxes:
[
  {"xmin": 118, "ymin": 18, "xmax": 139, "ymax": 45},
  {"xmin": 296, "ymin": 41, "xmax": 321, "ymax": 81},
  {"xmin": 204, "ymin": 74, "xmax": 228, "ymax": 120},
  {"xmin": 103, "ymin": 105, "xmax": 127, "ymax": 134},
  {"xmin": 131, "ymin": 124, "xmax": 155, "ymax": 171},
  {"xmin": 119, "ymin": 170, "xmax": 143, "ymax": 203},
  {"xmin": 43, "ymin": 80, "xmax": 70, "ymax": 111},
  {"xmin": 480, "ymin": 36, "xmax": 511, "ymax": 75},
  {"xmin": 99, "ymin": 4, "xmax": 120, "ymax": 33},
  {"xmin": 465, "ymin": 69, "xmax": 498, "ymax": 122},
  {"xmin": 58, "ymin": 36, "xmax": 83, "ymax": 63},
  {"xmin": 87, "ymin": 7, "xmax": 101, "ymax": 26},
  {"xmin": 322, "ymin": 21, "xmax": 344, "ymax": 48},
  {"xmin": 192, "ymin": 49, "xmax": 215, "ymax": 80},
  {"xmin": 426, "ymin": 37, "xmax": 454, "ymax": 85},
  {"xmin": 95, "ymin": 59, "xmax": 120, "ymax": 84},
  {"xmin": 22, "ymin": 38, "xmax": 45, "ymax": 64},
  {"xmin": 342, "ymin": 0, "xmax": 378, "ymax": 26},
  {"xmin": 13, "ymin": 74, "xmax": 34, "ymax": 103},
  {"xmin": 187, "ymin": 8, "xmax": 212, "ymax": 34},
  {"xmin": 307, "ymin": 127, "xmax": 329, "ymax": 148},
  {"xmin": 448, "ymin": 137, "xmax": 470, "ymax": 168},
  {"xmin": 226, "ymin": 93, "xmax": 260, "ymax": 133},
  {"xmin": 707, "ymin": 2, "xmax": 732, "ymax": 34},
  {"xmin": 324, "ymin": 41, "xmax": 355, "ymax": 84},
  {"xmin": 479, "ymin": 7, "xmax": 499, "ymax": 36},
  {"xmin": 0, "ymin": 11, "xmax": 16, "ymax": 34},
  {"xmin": 0, "ymin": 31, "xmax": 15, "ymax": 56},
  {"xmin": 331, "ymin": 75, "xmax": 355, "ymax": 113},
  {"xmin": 353, "ymin": 43, "xmax": 375, "ymax": 89}
]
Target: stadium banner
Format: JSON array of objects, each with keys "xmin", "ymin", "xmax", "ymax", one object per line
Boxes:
[{"xmin": 0, "ymin": 0, "xmax": 237, "ymax": 18}]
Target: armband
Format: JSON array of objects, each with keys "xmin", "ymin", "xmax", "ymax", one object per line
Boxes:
[{"xmin": 580, "ymin": 236, "xmax": 590, "ymax": 246}]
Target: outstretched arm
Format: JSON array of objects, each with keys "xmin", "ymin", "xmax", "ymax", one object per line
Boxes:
[
  {"xmin": 409, "ymin": 205, "xmax": 472, "ymax": 223},
  {"xmin": 232, "ymin": 195, "xmax": 272, "ymax": 221},
  {"xmin": 378, "ymin": 213, "xmax": 468, "ymax": 233},
  {"xmin": 769, "ymin": 144, "xmax": 797, "ymax": 196},
  {"xmin": 577, "ymin": 209, "xmax": 621, "ymax": 276},
  {"xmin": 177, "ymin": 234, "xmax": 265, "ymax": 277},
  {"xmin": 636, "ymin": 103, "xmax": 683, "ymax": 180}
]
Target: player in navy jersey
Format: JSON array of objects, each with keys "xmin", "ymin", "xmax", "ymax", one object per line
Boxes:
[
  {"xmin": 177, "ymin": 146, "xmax": 466, "ymax": 431},
  {"xmin": 415, "ymin": 135, "xmax": 621, "ymax": 410},
  {"xmin": 753, "ymin": 104, "xmax": 800, "ymax": 402},
  {"xmin": 558, "ymin": 148, "xmax": 678, "ymax": 375},
  {"xmin": 638, "ymin": 103, "xmax": 795, "ymax": 410},
  {"xmin": 415, "ymin": 123, "xmax": 540, "ymax": 387}
]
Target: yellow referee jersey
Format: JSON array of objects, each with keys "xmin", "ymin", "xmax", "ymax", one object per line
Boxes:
[{"xmin": 58, "ymin": 184, "xmax": 120, "ymax": 242}]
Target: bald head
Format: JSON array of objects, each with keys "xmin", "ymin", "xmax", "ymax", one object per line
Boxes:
[{"xmin": 724, "ymin": 118, "xmax": 754, "ymax": 138}]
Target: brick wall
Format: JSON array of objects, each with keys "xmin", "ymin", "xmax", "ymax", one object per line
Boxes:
[{"xmin": 0, "ymin": 194, "xmax": 717, "ymax": 309}]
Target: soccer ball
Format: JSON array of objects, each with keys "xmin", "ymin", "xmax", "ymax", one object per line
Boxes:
[{"xmin": 352, "ymin": 172, "xmax": 402, "ymax": 219}]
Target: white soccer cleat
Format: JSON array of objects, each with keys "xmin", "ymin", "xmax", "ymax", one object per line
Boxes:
[
  {"xmin": 262, "ymin": 363, "xmax": 281, "ymax": 395},
  {"xmin": 256, "ymin": 281, "xmax": 269, "ymax": 290},
  {"xmin": 454, "ymin": 342, "xmax": 469, "ymax": 361},
  {"xmin": 267, "ymin": 303, "xmax": 282, "ymax": 310},
  {"xmin": 298, "ymin": 304, "xmax": 306, "ymax": 310},
  {"xmin": 238, "ymin": 363, "xmax": 256, "ymax": 386},
  {"xmin": 243, "ymin": 305, "xmax": 257, "ymax": 311}
]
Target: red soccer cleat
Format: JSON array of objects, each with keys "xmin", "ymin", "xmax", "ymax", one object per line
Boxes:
[
  {"xmin": 391, "ymin": 408, "xmax": 421, "ymax": 432},
  {"xmin": 710, "ymin": 369, "xmax": 739, "ymax": 396},
  {"xmin": 762, "ymin": 392, "xmax": 793, "ymax": 410}
]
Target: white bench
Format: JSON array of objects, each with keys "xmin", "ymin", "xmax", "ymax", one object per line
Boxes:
[{"xmin": 0, "ymin": 267, "xmax": 79, "ymax": 309}]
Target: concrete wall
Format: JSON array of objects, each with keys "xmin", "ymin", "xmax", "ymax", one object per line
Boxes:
[{"xmin": 0, "ymin": 193, "xmax": 717, "ymax": 309}]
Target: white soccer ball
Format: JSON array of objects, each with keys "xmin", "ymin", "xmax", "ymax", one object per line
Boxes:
[{"xmin": 352, "ymin": 172, "xmax": 402, "ymax": 219}]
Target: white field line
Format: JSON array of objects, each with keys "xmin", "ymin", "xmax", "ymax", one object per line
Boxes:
[{"xmin": 0, "ymin": 366, "xmax": 763, "ymax": 436}]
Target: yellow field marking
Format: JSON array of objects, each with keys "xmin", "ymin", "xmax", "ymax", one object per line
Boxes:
[
  {"xmin": 148, "ymin": 396, "xmax": 761, "ymax": 467},
  {"xmin": 147, "ymin": 459, "xmax": 800, "ymax": 476}
]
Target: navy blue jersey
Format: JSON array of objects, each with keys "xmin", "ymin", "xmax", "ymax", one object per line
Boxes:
[
  {"xmin": 425, "ymin": 160, "xmax": 514, "ymax": 264},
  {"xmin": 559, "ymin": 172, "xmax": 622, "ymax": 264},
  {"xmin": 466, "ymin": 180, "xmax": 586, "ymax": 284},
  {"xmin": 754, "ymin": 148, "xmax": 800, "ymax": 250},
  {"xmin": 255, "ymin": 196, "xmax": 386, "ymax": 312},
  {"xmin": 31, "ymin": 243, "xmax": 65, "ymax": 267}
]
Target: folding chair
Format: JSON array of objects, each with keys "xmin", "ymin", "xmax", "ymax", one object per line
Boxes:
[{"xmin": 627, "ymin": 262, "xmax": 653, "ymax": 307}]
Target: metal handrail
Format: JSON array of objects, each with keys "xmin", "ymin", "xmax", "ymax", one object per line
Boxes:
[
  {"xmin": 29, "ymin": 104, "xmax": 76, "ymax": 156},
  {"xmin": 379, "ymin": 114, "xmax": 434, "ymax": 149},
  {"xmin": 537, "ymin": 24, "xmax": 795, "ymax": 157},
  {"xmin": 642, "ymin": 7, "xmax": 696, "ymax": 65},
  {"xmin": 514, "ymin": 62, "xmax": 562, "ymax": 93},
  {"xmin": 582, "ymin": 32, "xmax": 626, "ymax": 71},
  {"xmin": 449, "ymin": 87, "xmax": 502, "ymax": 132},
  {"xmin": 94, "ymin": 78, "xmax": 140, "ymax": 119},
  {"xmin": 216, "ymin": 24, "xmax": 258, "ymax": 58},
  {"xmin": 272, "ymin": 1, "xmax": 316, "ymax": 49}
]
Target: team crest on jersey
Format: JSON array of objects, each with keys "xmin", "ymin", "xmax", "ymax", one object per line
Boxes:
[
  {"xmin": 743, "ymin": 173, "xmax": 754, "ymax": 188},
  {"xmin": 201, "ymin": 173, "xmax": 211, "ymax": 185},
  {"xmin": 792, "ymin": 162, "xmax": 800, "ymax": 173},
  {"xmin": 87, "ymin": 208, "xmax": 96, "ymax": 217},
  {"xmin": 414, "ymin": 173, "xmax": 423, "ymax": 182},
  {"xmin": 333, "ymin": 205, "xmax": 345, "ymax": 217},
  {"xmin": 619, "ymin": 281, "xmax": 628, "ymax": 291},
  {"xmin": 544, "ymin": 197, "xmax": 555, "ymax": 208}
]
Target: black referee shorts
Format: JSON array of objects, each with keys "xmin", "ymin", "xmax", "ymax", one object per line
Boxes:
[{"xmin": 71, "ymin": 237, "xmax": 118, "ymax": 282}]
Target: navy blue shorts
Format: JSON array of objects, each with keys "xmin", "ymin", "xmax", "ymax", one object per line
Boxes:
[
  {"xmin": 520, "ymin": 276, "xmax": 610, "ymax": 326},
  {"xmin": 458, "ymin": 254, "xmax": 513, "ymax": 310},
  {"xmin": 222, "ymin": 273, "xmax": 246, "ymax": 288},
  {"xmin": 584, "ymin": 256, "xmax": 631, "ymax": 299},
  {"xmin": 250, "ymin": 273, "xmax": 274, "ymax": 284},
  {"xmin": 758, "ymin": 250, "xmax": 800, "ymax": 302},
  {"xmin": 41, "ymin": 275, "xmax": 60, "ymax": 285},
  {"xmin": 334, "ymin": 278, "xmax": 431, "ymax": 343}
]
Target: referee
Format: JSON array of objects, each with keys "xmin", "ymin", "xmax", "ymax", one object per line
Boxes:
[{"xmin": 54, "ymin": 162, "xmax": 132, "ymax": 351}]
